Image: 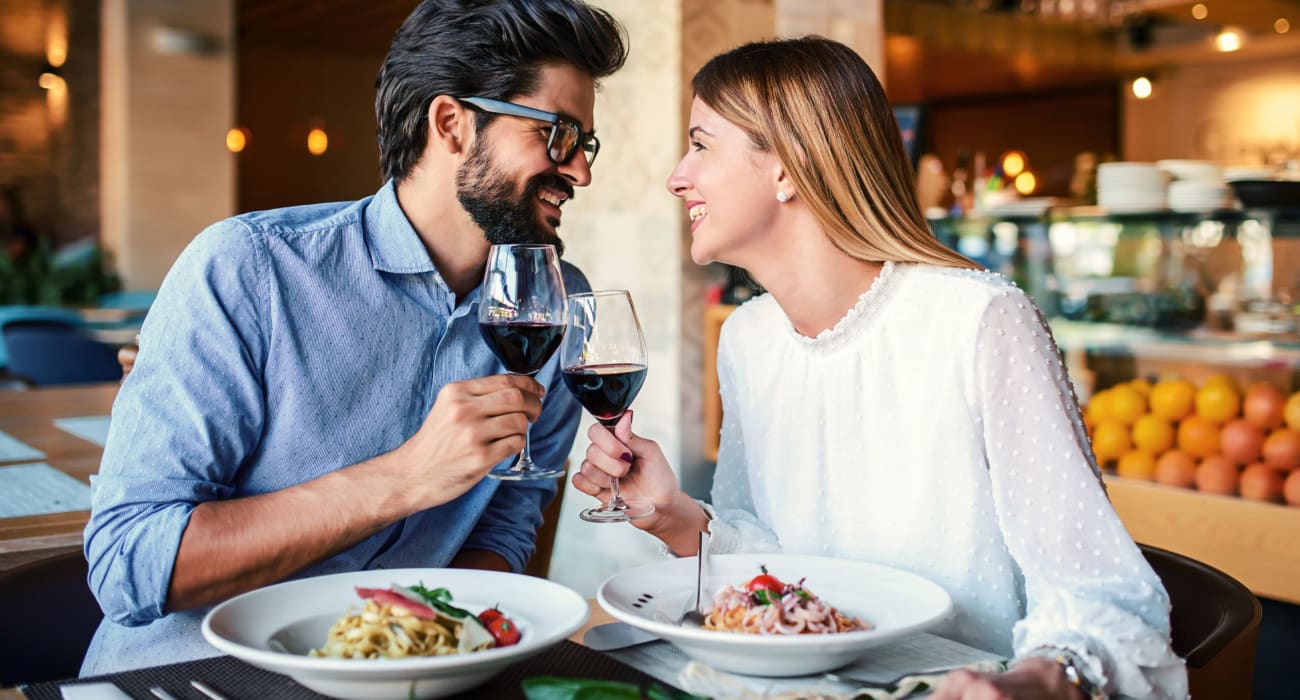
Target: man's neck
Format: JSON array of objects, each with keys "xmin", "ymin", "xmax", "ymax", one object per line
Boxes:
[{"xmin": 395, "ymin": 174, "xmax": 490, "ymax": 298}]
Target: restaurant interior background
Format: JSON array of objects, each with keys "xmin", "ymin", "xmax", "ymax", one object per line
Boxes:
[{"xmin": 2, "ymin": 0, "xmax": 1299, "ymax": 694}]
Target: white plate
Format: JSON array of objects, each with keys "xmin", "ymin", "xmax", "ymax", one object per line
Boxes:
[
  {"xmin": 201, "ymin": 568, "xmax": 589, "ymax": 699},
  {"xmin": 597, "ymin": 553, "xmax": 954, "ymax": 677}
]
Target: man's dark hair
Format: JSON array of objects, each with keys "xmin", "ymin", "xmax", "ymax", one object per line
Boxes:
[{"xmin": 376, "ymin": 0, "xmax": 628, "ymax": 183}]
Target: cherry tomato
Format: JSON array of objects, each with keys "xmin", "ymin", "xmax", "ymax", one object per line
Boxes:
[
  {"xmin": 746, "ymin": 566, "xmax": 783, "ymax": 595},
  {"xmin": 477, "ymin": 607, "xmax": 504, "ymax": 626},
  {"xmin": 486, "ymin": 615, "xmax": 521, "ymax": 647}
]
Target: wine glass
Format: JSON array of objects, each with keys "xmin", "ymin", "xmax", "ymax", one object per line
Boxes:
[
  {"xmin": 477, "ymin": 244, "xmax": 567, "ymax": 481},
  {"xmin": 561, "ymin": 290, "xmax": 653, "ymax": 523}
]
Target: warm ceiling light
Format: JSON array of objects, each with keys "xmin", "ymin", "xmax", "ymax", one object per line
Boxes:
[
  {"xmin": 1001, "ymin": 151, "xmax": 1026, "ymax": 178},
  {"xmin": 307, "ymin": 127, "xmax": 329, "ymax": 156},
  {"xmin": 1131, "ymin": 76, "xmax": 1153, "ymax": 99},
  {"xmin": 38, "ymin": 71, "xmax": 64, "ymax": 90},
  {"xmin": 1277, "ymin": 18, "xmax": 1291, "ymax": 34},
  {"xmin": 1014, "ymin": 171, "xmax": 1037, "ymax": 196},
  {"xmin": 226, "ymin": 127, "xmax": 248, "ymax": 153},
  {"xmin": 1215, "ymin": 27, "xmax": 1243, "ymax": 52},
  {"xmin": 1191, "ymin": 3, "xmax": 1208, "ymax": 20}
]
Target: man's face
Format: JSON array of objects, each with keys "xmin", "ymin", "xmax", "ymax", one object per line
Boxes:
[{"xmin": 456, "ymin": 63, "xmax": 596, "ymax": 254}]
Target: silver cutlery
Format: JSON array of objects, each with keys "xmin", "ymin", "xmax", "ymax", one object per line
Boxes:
[
  {"xmin": 147, "ymin": 689, "xmax": 180, "ymax": 700},
  {"xmin": 190, "ymin": 680, "xmax": 231, "ymax": 700},
  {"xmin": 677, "ymin": 530, "xmax": 708, "ymax": 627},
  {"xmin": 583, "ymin": 621, "xmax": 660, "ymax": 651}
]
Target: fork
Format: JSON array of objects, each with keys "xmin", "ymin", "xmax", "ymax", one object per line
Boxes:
[{"xmin": 676, "ymin": 530, "xmax": 708, "ymax": 627}]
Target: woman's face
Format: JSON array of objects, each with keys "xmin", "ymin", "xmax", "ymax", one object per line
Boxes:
[{"xmin": 667, "ymin": 97, "xmax": 783, "ymax": 266}]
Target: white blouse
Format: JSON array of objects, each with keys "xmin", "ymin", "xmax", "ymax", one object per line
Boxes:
[{"xmin": 705, "ymin": 262, "xmax": 1187, "ymax": 698}]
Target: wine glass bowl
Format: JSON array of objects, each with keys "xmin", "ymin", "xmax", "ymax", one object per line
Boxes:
[
  {"xmin": 561, "ymin": 290, "xmax": 653, "ymax": 523},
  {"xmin": 477, "ymin": 244, "xmax": 567, "ymax": 480}
]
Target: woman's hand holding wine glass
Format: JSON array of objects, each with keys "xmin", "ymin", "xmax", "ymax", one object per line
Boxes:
[{"xmin": 561, "ymin": 290, "xmax": 654, "ymax": 523}]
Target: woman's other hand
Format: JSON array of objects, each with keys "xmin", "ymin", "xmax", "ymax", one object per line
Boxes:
[{"xmin": 930, "ymin": 658, "xmax": 1087, "ymax": 700}]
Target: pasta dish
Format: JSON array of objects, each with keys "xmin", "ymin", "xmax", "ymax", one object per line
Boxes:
[
  {"xmin": 310, "ymin": 583, "xmax": 520, "ymax": 659},
  {"xmin": 703, "ymin": 567, "xmax": 870, "ymax": 635}
]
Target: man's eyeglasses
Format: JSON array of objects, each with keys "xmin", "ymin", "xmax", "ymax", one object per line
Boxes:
[{"xmin": 458, "ymin": 96, "xmax": 600, "ymax": 167}]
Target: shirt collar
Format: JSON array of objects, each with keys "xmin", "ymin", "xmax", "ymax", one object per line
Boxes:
[{"xmin": 363, "ymin": 180, "xmax": 440, "ymax": 274}]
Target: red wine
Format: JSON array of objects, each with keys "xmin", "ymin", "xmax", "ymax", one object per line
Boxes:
[
  {"xmin": 479, "ymin": 322, "xmax": 565, "ymax": 376},
  {"xmin": 562, "ymin": 363, "xmax": 647, "ymax": 426}
]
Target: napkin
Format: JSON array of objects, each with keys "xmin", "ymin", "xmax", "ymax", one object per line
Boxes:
[
  {"xmin": 60, "ymin": 683, "xmax": 133, "ymax": 700},
  {"xmin": 678, "ymin": 659, "xmax": 1007, "ymax": 699}
]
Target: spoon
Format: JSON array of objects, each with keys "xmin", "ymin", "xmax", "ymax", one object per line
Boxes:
[{"xmin": 678, "ymin": 529, "xmax": 708, "ymax": 627}]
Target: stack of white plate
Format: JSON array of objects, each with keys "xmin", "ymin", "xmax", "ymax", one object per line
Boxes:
[
  {"xmin": 1167, "ymin": 180, "xmax": 1230, "ymax": 212},
  {"xmin": 1156, "ymin": 159, "xmax": 1224, "ymax": 184},
  {"xmin": 1097, "ymin": 162, "xmax": 1167, "ymax": 213}
]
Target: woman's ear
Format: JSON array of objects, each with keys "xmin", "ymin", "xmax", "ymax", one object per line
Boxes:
[
  {"xmin": 427, "ymin": 95, "xmax": 470, "ymax": 156},
  {"xmin": 774, "ymin": 166, "xmax": 796, "ymax": 203}
]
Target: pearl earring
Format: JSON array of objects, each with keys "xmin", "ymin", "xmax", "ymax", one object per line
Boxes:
[{"xmin": 776, "ymin": 191, "xmax": 790, "ymax": 203}]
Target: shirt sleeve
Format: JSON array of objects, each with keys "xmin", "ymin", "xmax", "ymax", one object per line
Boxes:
[
  {"xmin": 84, "ymin": 220, "xmax": 269, "ymax": 626},
  {"xmin": 458, "ymin": 262, "xmax": 590, "ymax": 571},
  {"xmin": 704, "ymin": 317, "xmax": 782, "ymax": 556},
  {"xmin": 458, "ymin": 361, "xmax": 580, "ymax": 571},
  {"xmin": 974, "ymin": 286, "xmax": 1188, "ymax": 699}
]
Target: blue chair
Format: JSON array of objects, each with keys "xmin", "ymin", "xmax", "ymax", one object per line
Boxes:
[
  {"xmin": 0, "ymin": 305, "xmax": 84, "ymax": 369},
  {"xmin": 96, "ymin": 289, "xmax": 157, "ymax": 311},
  {"xmin": 1, "ymin": 320, "xmax": 122, "ymax": 386}
]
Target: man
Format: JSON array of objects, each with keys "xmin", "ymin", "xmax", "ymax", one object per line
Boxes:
[{"xmin": 81, "ymin": 0, "xmax": 627, "ymax": 673}]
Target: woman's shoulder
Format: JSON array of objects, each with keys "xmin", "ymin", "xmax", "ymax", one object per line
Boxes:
[{"xmin": 898, "ymin": 264, "xmax": 1033, "ymax": 312}]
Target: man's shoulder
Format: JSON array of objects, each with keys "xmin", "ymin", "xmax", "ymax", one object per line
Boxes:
[
  {"xmin": 559, "ymin": 259, "xmax": 592, "ymax": 295},
  {"xmin": 226, "ymin": 198, "xmax": 370, "ymax": 240}
]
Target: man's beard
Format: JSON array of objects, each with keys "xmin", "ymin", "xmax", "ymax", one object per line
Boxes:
[{"xmin": 456, "ymin": 137, "xmax": 572, "ymax": 256}]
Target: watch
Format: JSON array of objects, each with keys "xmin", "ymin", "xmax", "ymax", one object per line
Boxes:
[{"xmin": 1051, "ymin": 651, "xmax": 1108, "ymax": 700}]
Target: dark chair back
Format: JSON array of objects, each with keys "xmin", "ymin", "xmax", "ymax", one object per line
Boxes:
[
  {"xmin": 2, "ymin": 320, "xmax": 122, "ymax": 386},
  {"xmin": 1139, "ymin": 543, "xmax": 1262, "ymax": 698},
  {"xmin": 0, "ymin": 550, "xmax": 103, "ymax": 686},
  {"xmin": 523, "ymin": 463, "xmax": 568, "ymax": 579}
]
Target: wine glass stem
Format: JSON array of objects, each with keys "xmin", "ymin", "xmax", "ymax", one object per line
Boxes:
[
  {"xmin": 516, "ymin": 423, "xmax": 534, "ymax": 469},
  {"xmin": 607, "ymin": 476, "xmax": 627, "ymax": 511}
]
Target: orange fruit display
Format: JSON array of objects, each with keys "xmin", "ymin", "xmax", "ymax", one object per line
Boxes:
[
  {"xmin": 1196, "ymin": 455, "xmax": 1239, "ymax": 496},
  {"xmin": 1240, "ymin": 463, "xmax": 1285, "ymax": 502},
  {"xmin": 1090, "ymin": 420, "xmax": 1132, "ymax": 463},
  {"xmin": 1106, "ymin": 385, "xmax": 1147, "ymax": 426},
  {"xmin": 1177, "ymin": 415, "xmax": 1221, "ymax": 459},
  {"xmin": 1285, "ymin": 470, "xmax": 1300, "ymax": 507},
  {"xmin": 1194, "ymin": 382, "xmax": 1241, "ymax": 424},
  {"xmin": 1084, "ymin": 390, "xmax": 1111, "ymax": 425},
  {"xmin": 1154, "ymin": 450, "xmax": 1197, "ymax": 489},
  {"xmin": 1262, "ymin": 429, "xmax": 1300, "ymax": 471},
  {"xmin": 1242, "ymin": 382, "xmax": 1287, "ymax": 430},
  {"xmin": 1149, "ymin": 379, "xmax": 1195, "ymax": 422},
  {"xmin": 1285, "ymin": 392, "xmax": 1300, "ymax": 431},
  {"xmin": 1220, "ymin": 419, "xmax": 1264, "ymax": 465},
  {"xmin": 1116, "ymin": 451, "xmax": 1157, "ymax": 480},
  {"xmin": 1131, "ymin": 415, "xmax": 1174, "ymax": 454},
  {"xmin": 1202, "ymin": 374, "xmax": 1240, "ymax": 394}
]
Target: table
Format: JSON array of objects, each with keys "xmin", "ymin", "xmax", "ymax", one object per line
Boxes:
[
  {"xmin": 0, "ymin": 601, "xmax": 620, "ymax": 700},
  {"xmin": 0, "ymin": 384, "xmax": 117, "ymax": 570}
]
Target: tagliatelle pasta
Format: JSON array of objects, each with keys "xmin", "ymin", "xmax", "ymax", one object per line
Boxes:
[
  {"xmin": 702, "ymin": 571, "xmax": 870, "ymax": 635},
  {"xmin": 310, "ymin": 599, "xmax": 472, "ymax": 659},
  {"xmin": 308, "ymin": 584, "xmax": 512, "ymax": 659}
]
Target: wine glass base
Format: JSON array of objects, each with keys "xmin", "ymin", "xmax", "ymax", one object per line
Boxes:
[
  {"xmin": 487, "ymin": 465, "xmax": 567, "ymax": 481},
  {"xmin": 579, "ymin": 502, "xmax": 654, "ymax": 523}
]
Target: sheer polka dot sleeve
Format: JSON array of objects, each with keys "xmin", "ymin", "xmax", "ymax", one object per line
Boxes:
[
  {"xmin": 705, "ymin": 320, "xmax": 781, "ymax": 556},
  {"xmin": 974, "ymin": 287, "xmax": 1188, "ymax": 699}
]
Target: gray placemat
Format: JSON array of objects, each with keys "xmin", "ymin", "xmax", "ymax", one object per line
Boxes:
[{"xmin": 24, "ymin": 641, "xmax": 680, "ymax": 700}]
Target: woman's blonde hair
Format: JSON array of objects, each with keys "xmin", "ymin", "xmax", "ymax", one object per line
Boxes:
[{"xmin": 693, "ymin": 37, "xmax": 978, "ymax": 270}]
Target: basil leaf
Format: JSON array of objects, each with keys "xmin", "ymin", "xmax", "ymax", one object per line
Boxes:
[
  {"xmin": 408, "ymin": 583, "xmax": 472, "ymax": 619},
  {"xmin": 753, "ymin": 589, "xmax": 773, "ymax": 605},
  {"xmin": 522, "ymin": 677, "xmax": 706, "ymax": 700}
]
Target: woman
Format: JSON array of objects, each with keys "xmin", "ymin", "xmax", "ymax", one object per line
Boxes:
[{"xmin": 573, "ymin": 38, "xmax": 1186, "ymax": 699}]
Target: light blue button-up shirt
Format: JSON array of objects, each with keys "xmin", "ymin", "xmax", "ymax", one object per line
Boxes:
[{"xmin": 81, "ymin": 181, "xmax": 588, "ymax": 674}]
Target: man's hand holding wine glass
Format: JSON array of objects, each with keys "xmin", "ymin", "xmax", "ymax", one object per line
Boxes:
[{"xmin": 386, "ymin": 374, "xmax": 545, "ymax": 507}]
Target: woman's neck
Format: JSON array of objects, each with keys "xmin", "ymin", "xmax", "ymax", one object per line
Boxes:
[{"xmin": 744, "ymin": 228, "xmax": 884, "ymax": 338}]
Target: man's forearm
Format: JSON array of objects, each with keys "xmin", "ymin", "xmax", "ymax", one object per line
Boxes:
[
  {"xmin": 166, "ymin": 450, "xmax": 424, "ymax": 611},
  {"xmin": 450, "ymin": 548, "xmax": 512, "ymax": 572}
]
